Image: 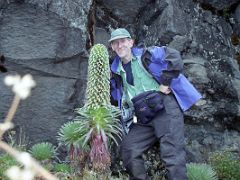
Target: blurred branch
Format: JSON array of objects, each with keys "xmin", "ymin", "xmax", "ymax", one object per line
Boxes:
[
  {"xmin": 0, "ymin": 95, "xmax": 20, "ymax": 139},
  {"xmin": 0, "ymin": 141, "xmax": 57, "ymax": 180},
  {"xmin": 0, "ymin": 74, "xmax": 57, "ymax": 180}
]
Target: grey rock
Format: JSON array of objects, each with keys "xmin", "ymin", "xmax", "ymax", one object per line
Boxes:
[
  {"xmin": 0, "ymin": 73, "xmax": 87, "ymax": 145},
  {"xmin": 100, "ymin": 0, "xmax": 150, "ymax": 24},
  {"xmin": 168, "ymin": 35, "xmax": 192, "ymax": 52},
  {"xmin": 0, "ymin": 1, "xmax": 89, "ymax": 145},
  {"xmin": 27, "ymin": 0, "xmax": 93, "ymax": 30},
  {"xmin": 95, "ymin": 27, "xmax": 110, "ymax": 47},
  {"xmin": 235, "ymin": 4, "xmax": 240, "ymax": 23},
  {"xmin": 137, "ymin": 0, "xmax": 189, "ymax": 45},
  {"xmin": 185, "ymin": 125, "xmax": 240, "ymax": 162},
  {"xmin": 196, "ymin": 0, "xmax": 239, "ymax": 11},
  {"xmin": 183, "ymin": 57, "xmax": 209, "ymax": 92},
  {"xmin": 0, "ymin": 3, "xmax": 88, "ymax": 60}
]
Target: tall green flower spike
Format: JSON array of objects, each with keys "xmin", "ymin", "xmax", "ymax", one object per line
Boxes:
[
  {"xmin": 85, "ymin": 44, "xmax": 111, "ymax": 109},
  {"xmin": 75, "ymin": 44, "xmax": 122, "ymax": 172},
  {"xmin": 59, "ymin": 44, "xmax": 122, "ymax": 173}
]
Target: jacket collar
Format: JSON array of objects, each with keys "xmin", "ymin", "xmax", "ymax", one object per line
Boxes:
[{"xmin": 111, "ymin": 46, "xmax": 144, "ymax": 73}]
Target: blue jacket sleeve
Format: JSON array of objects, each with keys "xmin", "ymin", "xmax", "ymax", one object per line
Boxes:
[{"xmin": 161, "ymin": 47, "xmax": 183, "ymax": 86}]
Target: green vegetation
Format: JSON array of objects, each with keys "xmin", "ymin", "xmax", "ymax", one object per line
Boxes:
[
  {"xmin": 0, "ymin": 154, "xmax": 20, "ymax": 179},
  {"xmin": 29, "ymin": 142, "xmax": 56, "ymax": 161},
  {"xmin": 5, "ymin": 129, "xmax": 28, "ymax": 151},
  {"xmin": 53, "ymin": 163, "xmax": 71, "ymax": 173},
  {"xmin": 187, "ymin": 163, "xmax": 217, "ymax": 180},
  {"xmin": 222, "ymin": 8, "xmax": 231, "ymax": 19},
  {"xmin": 209, "ymin": 151, "xmax": 240, "ymax": 180}
]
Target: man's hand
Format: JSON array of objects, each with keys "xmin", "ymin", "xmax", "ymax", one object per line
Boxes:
[{"xmin": 159, "ymin": 84, "xmax": 171, "ymax": 94}]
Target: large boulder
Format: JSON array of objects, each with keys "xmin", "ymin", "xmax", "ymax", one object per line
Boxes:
[{"xmin": 0, "ymin": 0, "xmax": 92, "ymax": 145}]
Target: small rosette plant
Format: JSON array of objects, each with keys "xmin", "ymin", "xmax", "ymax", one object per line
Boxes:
[
  {"xmin": 29, "ymin": 142, "xmax": 56, "ymax": 161},
  {"xmin": 187, "ymin": 163, "xmax": 217, "ymax": 180}
]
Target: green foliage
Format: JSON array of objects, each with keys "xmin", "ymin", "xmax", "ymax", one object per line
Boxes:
[
  {"xmin": 222, "ymin": 8, "xmax": 230, "ymax": 19},
  {"xmin": 209, "ymin": 151, "xmax": 240, "ymax": 180},
  {"xmin": 0, "ymin": 130, "xmax": 28, "ymax": 179},
  {"xmin": 53, "ymin": 163, "xmax": 71, "ymax": 173},
  {"xmin": 29, "ymin": 142, "xmax": 56, "ymax": 161},
  {"xmin": 187, "ymin": 163, "xmax": 217, "ymax": 180},
  {"xmin": 5, "ymin": 129, "xmax": 28, "ymax": 151},
  {"xmin": 75, "ymin": 106, "xmax": 121, "ymax": 146},
  {"xmin": 0, "ymin": 153, "xmax": 20, "ymax": 179},
  {"xmin": 58, "ymin": 121, "xmax": 88, "ymax": 149}
]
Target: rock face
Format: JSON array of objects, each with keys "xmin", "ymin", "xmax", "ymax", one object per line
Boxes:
[
  {"xmin": 0, "ymin": 0, "xmax": 92, "ymax": 144},
  {"xmin": 195, "ymin": 0, "xmax": 239, "ymax": 11},
  {"xmin": 0, "ymin": 0, "xmax": 239, "ymax": 169},
  {"xmin": 96, "ymin": 0, "xmax": 240, "ymax": 163}
]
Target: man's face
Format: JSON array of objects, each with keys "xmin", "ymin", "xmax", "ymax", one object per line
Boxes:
[{"xmin": 111, "ymin": 38, "xmax": 134, "ymax": 59}]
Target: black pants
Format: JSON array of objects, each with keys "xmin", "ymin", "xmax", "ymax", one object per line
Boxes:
[{"xmin": 121, "ymin": 94, "xmax": 187, "ymax": 180}]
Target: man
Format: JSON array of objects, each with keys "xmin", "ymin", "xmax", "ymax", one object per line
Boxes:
[{"xmin": 109, "ymin": 28, "xmax": 201, "ymax": 180}]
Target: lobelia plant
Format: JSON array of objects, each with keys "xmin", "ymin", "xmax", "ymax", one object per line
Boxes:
[
  {"xmin": 59, "ymin": 44, "xmax": 122, "ymax": 173},
  {"xmin": 75, "ymin": 44, "xmax": 122, "ymax": 172}
]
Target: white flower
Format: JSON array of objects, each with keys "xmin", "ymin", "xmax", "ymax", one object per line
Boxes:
[
  {"xmin": 6, "ymin": 166, "xmax": 35, "ymax": 180},
  {"xmin": 4, "ymin": 74, "xmax": 36, "ymax": 99},
  {"xmin": 133, "ymin": 116, "xmax": 138, "ymax": 123},
  {"xmin": 6, "ymin": 153, "xmax": 36, "ymax": 180},
  {"xmin": 21, "ymin": 169, "xmax": 35, "ymax": 180},
  {"xmin": 17, "ymin": 152, "xmax": 32, "ymax": 168},
  {"xmin": 5, "ymin": 166, "xmax": 21, "ymax": 180},
  {"xmin": 4, "ymin": 75, "xmax": 21, "ymax": 86},
  {"xmin": 0, "ymin": 122, "xmax": 14, "ymax": 131}
]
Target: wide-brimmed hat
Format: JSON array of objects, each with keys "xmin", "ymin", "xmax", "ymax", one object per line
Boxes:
[{"xmin": 109, "ymin": 28, "xmax": 132, "ymax": 42}]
